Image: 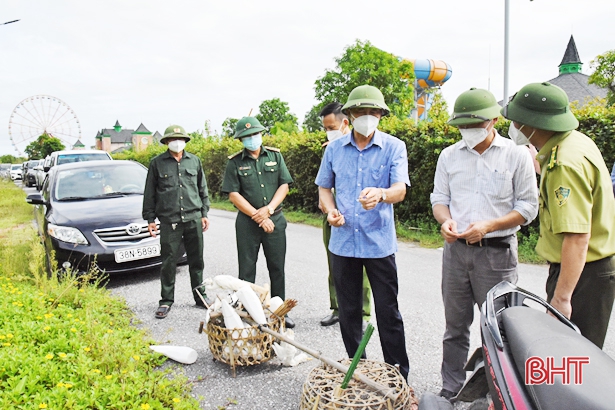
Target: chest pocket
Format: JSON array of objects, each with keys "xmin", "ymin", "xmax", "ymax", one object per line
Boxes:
[
  {"xmin": 184, "ymin": 168, "xmax": 198, "ymax": 186},
  {"xmin": 489, "ymin": 171, "xmax": 513, "ymax": 199},
  {"xmin": 371, "ymin": 164, "xmax": 389, "ymax": 185},
  {"xmin": 158, "ymin": 172, "xmax": 176, "ymax": 189},
  {"xmin": 238, "ymin": 168, "xmax": 254, "ymax": 177}
]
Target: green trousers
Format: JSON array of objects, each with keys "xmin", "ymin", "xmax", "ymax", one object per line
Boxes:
[
  {"xmin": 323, "ymin": 216, "xmax": 372, "ymax": 320},
  {"xmin": 235, "ymin": 211, "xmax": 287, "ymax": 300},
  {"xmin": 159, "ymin": 219, "xmax": 206, "ymax": 306}
]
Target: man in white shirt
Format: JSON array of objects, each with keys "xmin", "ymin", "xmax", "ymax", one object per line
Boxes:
[{"xmin": 430, "ymin": 88, "xmax": 538, "ymax": 401}]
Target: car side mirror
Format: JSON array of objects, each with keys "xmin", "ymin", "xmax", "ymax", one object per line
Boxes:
[
  {"xmin": 34, "ymin": 165, "xmax": 43, "ymax": 171},
  {"xmin": 26, "ymin": 193, "xmax": 47, "ymax": 206},
  {"xmin": 43, "ymin": 166, "xmax": 50, "ymax": 172}
]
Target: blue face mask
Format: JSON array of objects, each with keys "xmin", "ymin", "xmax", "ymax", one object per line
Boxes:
[{"xmin": 242, "ymin": 133, "xmax": 262, "ymax": 151}]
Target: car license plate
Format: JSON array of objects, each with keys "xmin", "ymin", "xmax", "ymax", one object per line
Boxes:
[{"xmin": 114, "ymin": 244, "xmax": 161, "ymax": 263}]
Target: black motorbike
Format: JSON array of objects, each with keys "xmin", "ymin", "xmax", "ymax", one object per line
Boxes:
[{"xmin": 419, "ymin": 281, "xmax": 615, "ymax": 410}]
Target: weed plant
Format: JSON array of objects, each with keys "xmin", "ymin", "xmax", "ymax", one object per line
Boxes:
[{"xmin": 0, "ymin": 180, "xmax": 200, "ymax": 409}]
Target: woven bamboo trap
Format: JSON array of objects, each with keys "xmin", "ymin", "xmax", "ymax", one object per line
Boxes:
[{"xmin": 300, "ymin": 359, "xmax": 418, "ymax": 410}]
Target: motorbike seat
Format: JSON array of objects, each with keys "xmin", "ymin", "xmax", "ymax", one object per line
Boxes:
[{"xmin": 501, "ymin": 306, "xmax": 615, "ymax": 410}]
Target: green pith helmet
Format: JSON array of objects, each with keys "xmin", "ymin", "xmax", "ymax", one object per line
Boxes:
[
  {"xmin": 341, "ymin": 85, "xmax": 390, "ymax": 116},
  {"xmin": 234, "ymin": 116, "xmax": 265, "ymax": 139},
  {"xmin": 501, "ymin": 82, "xmax": 579, "ymax": 132},
  {"xmin": 161, "ymin": 125, "xmax": 190, "ymax": 144},
  {"xmin": 448, "ymin": 88, "xmax": 501, "ymax": 126}
]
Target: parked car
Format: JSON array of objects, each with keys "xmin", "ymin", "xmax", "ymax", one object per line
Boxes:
[
  {"xmin": 26, "ymin": 160, "xmax": 186, "ymax": 275},
  {"xmin": 33, "ymin": 159, "xmax": 47, "ymax": 191},
  {"xmin": 10, "ymin": 164, "xmax": 22, "ymax": 180},
  {"xmin": 24, "ymin": 159, "xmax": 43, "ymax": 187},
  {"xmin": 0, "ymin": 164, "xmax": 11, "ymax": 179},
  {"xmin": 43, "ymin": 149, "xmax": 112, "ymax": 172}
]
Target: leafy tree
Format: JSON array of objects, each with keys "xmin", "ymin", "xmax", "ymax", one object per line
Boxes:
[
  {"xmin": 589, "ymin": 50, "xmax": 615, "ymax": 106},
  {"xmin": 307, "ymin": 39, "xmax": 416, "ymax": 132},
  {"xmin": 256, "ymin": 98, "xmax": 298, "ymax": 132},
  {"xmin": 302, "ymin": 105, "xmax": 325, "ymax": 133},
  {"xmin": 270, "ymin": 119, "xmax": 300, "ymax": 136},
  {"xmin": 0, "ymin": 155, "xmax": 19, "ymax": 163},
  {"xmin": 221, "ymin": 117, "xmax": 239, "ymax": 138},
  {"xmin": 24, "ymin": 133, "xmax": 65, "ymax": 159}
]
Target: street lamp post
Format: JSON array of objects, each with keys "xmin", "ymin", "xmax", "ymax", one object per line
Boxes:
[{"xmin": 504, "ymin": 1, "xmax": 532, "ymax": 104}]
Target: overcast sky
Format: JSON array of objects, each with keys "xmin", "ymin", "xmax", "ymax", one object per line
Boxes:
[{"xmin": 2, "ymin": 0, "xmax": 614, "ymax": 156}]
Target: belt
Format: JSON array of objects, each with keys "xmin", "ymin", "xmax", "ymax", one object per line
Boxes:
[{"xmin": 457, "ymin": 236, "xmax": 511, "ymax": 248}]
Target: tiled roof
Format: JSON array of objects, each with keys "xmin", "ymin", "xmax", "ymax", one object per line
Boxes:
[
  {"xmin": 560, "ymin": 36, "xmax": 581, "ymax": 66},
  {"xmin": 101, "ymin": 128, "xmax": 135, "ymax": 144},
  {"xmin": 134, "ymin": 123, "xmax": 150, "ymax": 133},
  {"xmin": 546, "ymin": 72, "xmax": 607, "ymax": 104},
  {"xmin": 152, "ymin": 131, "xmax": 162, "ymax": 141}
]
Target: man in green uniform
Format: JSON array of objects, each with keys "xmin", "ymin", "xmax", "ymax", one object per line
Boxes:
[
  {"xmin": 502, "ymin": 82, "xmax": 615, "ymax": 348},
  {"xmin": 143, "ymin": 125, "xmax": 211, "ymax": 319},
  {"xmin": 221, "ymin": 117, "xmax": 295, "ymax": 328},
  {"xmin": 319, "ymin": 102, "xmax": 372, "ymax": 329}
]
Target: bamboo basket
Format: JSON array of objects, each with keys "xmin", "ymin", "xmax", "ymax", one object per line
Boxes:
[
  {"xmin": 205, "ymin": 316, "xmax": 283, "ymax": 374},
  {"xmin": 300, "ymin": 359, "xmax": 418, "ymax": 410}
]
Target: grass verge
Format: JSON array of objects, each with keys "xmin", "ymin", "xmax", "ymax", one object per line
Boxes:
[
  {"xmin": 0, "ymin": 180, "xmax": 201, "ymax": 410},
  {"xmin": 210, "ymin": 197, "xmax": 544, "ymax": 264}
]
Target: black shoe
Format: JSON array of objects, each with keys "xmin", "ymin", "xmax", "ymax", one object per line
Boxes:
[
  {"xmin": 438, "ymin": 388, "xmax": 457, "ymax": 402},
  {"xmin": 284, "ymin": 315, "xmax": 295, "ymax": 329},
  {"xmin": 320, "ymin": 313, "xmax": 339, "ymax": 326}
]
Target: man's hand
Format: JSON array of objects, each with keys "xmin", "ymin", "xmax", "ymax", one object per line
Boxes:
[
  {"xmin": 147, "ymin": 222, "xmax": 157, "ymax": 238},
  {"xmin": 201, "ymin": 217, "xmax": 209, "ymax": 232},
  {"xmin": 259, "ymin": 218, "xmax": 275, "ymax": 233},
  {"xmin": 458, "ymin": 220, "xmax": 492, "ymax": 244},
  {"xmin": 251, "ymin": 206, "xmax": 270, "ymax": 224},
  {"xmin": 357, "ymin": 187, "xmax": 382, "ymax": 211},
  {"xmin": 327, "ymin": 209, "xmax": 345, "ymax": 227},
  {"xmin": 548, "ymin": 293, "xmax": 572, "ymax": 319},
  {"xmin": 440, "ymin": 219, "xmax": 459, "ymax": 243}
]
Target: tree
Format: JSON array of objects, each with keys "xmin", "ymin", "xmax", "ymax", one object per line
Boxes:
[
  {"xmin": 221, "ymin": 117, "xmax": 239, "ymax": 138},
  {"xmin": 306, "ymin": 39, "xmax": 416, "ymax": 132},
  {"xmin": 589, "ymin": 50, "xmax": 615, "ymax": 106},
  {"xmin": 0, "ymin": 154, "xmax": 19, "ymax": 163},
  {"xmin": 256, "ymin": 98, "xmax": 298, "ymax": 132},
  {"xmin": 25, "ymin": 133, "xmax": 65, "ymax": 159}
]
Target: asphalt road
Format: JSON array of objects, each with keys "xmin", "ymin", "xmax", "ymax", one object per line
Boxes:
[{"xmin": 104, "ymin": 208, "xmax": 615, "ymax": 410}]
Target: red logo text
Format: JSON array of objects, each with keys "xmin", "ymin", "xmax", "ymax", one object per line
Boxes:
[{"xmin": 525, "ymin": 356, "xmax": 590, "ymax": 385}]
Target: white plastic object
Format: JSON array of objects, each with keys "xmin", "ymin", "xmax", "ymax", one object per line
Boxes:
[
  {"xmin": 236, "ymin": 286, "xmax": 267, "ymax": 325},
  {"xmin": 149, "ymin": 345, "xmax": 198, "ymax": 364},
  {"xmin": 220, "ymin": 299, "xmax": 244, "ymax": 329},
  {"xmin": 268, "ymin": 296, "xmax": 284, "ymax": 313}
]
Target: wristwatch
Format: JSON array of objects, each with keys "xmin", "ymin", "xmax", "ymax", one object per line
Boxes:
[
  {"xmin": 267, "ymin": 205, "xmax": 275, "ymax": 215},
  {"xmin": 380, "ymin": 188, "xmax": 387, "ymax": 202}
]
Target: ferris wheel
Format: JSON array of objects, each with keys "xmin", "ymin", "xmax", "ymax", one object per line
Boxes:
[{"xmin": 8, "ymin": 95, "xmax": 82, "ymax": 156}]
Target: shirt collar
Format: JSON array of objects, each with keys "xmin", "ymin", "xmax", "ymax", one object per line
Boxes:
[
  {"xmin": 164, "ymin": 149, "xmax": 191, "ymax": 160},
  {"xmin": 241, "ymin": 146, "xmax": 268, "ymax": 159},
  {"xmin": 345, "ymin": 129, "xmax": 384, "ymax": 149},
  {"xmin": 537, "ymin": 130, "xmax": 572, "ymax": 167},
  {"xmin": 456, "ymin": 130, "xmax": 505, "ymax": 151}
]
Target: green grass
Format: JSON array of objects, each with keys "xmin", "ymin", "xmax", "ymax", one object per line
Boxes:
[
  {"xmin": 0, "ymin": 181, "xmax": 201, "ymax": 410},
  {"xmin": 210, "ymin": 197, "xmax": 544, "ymax": 264}
]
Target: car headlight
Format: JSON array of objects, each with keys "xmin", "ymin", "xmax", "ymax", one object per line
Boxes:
[{"xmin": 48, "ymin": 224, "xmax": 88, "ymax": 245}]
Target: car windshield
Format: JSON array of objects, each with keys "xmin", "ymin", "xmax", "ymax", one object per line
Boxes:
[
  {"xmin": 11, "ymin": 164, "xmax": 21, "ymax": 170},
  {"xmin": 55, "ymin": 164, "xmax": 147, "ymax": 201},
  {"xmin": 57, "ymin": 153, "xmax": 110, "ymax": 165}
]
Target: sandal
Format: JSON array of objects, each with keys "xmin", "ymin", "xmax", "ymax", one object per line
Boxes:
[{"xmin": 155, "ymin": 305, "xmax": 171, "ymax": 319}]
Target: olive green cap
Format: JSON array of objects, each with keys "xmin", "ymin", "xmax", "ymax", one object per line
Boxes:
[
  {"xmin": 234, "ymin": 116, "xmax": 265, "ymax": 139},
  {"xmin": 341, "ymin": 85, "xmax": 390, "ymax": 116},
  {"xmin": 448, "ymin": 88, "xmax": 501, "ymax": 126},
  {"xmin": 501, "ymin": 82, "xmax": 579, "ymax": 132},
  {"xmin": 161, "ymin": 125, "xmax": 190, "ymax": 144}
]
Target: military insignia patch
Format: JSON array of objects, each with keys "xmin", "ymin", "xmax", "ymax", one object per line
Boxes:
[
  {"xmin": 555, "ymin": 186, "xmax": 571, "ymax": 206},
  {"xmin": 265, "ymin": 161, "xmax": 277, "ymax": 166},
  {"xmin": 174, "ymin": 128, "xmax": 180, "ymax": 133},
  {"xmin": 245, "ymin": 123, "xmax": 251, "ymax": 129},
  {"xmin": 239, "ymin": 166, "xmax": 251, "ymax": 170}
]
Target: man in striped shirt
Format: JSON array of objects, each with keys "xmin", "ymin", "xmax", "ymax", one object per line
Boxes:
[{"xmin": 430, "ymin": 88, "xmax": 538, "ymax": 401}]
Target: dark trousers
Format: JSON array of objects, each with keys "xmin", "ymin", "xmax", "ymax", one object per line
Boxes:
[
  {"xmin": 235, "ymin": 211, "xmax": 287, "ymax": 300},
  {"xmin": 546, "ymin": 255, "xmax": 615, "ymax": 349},
  {"xmin": 330, "ymin": 253, "xmax": 409, "ymax": 380},
  {"xmin": 323, "ymin": 217, "xmax": 372, "ymax": 319},
  {"xmin": 159, "ymin": 219, "xmax": 205, "ymax": 306}
]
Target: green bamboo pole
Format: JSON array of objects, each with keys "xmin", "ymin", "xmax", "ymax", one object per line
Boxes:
[{"xmin": 341, "ymin": 323, "xmax": 375, "ymax": 389}]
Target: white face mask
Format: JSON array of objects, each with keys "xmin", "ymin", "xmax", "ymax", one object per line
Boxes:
[
  {"xmin": 459, "ymin": 121, "xmax": 492, "ymax": 149},
  {"xmin": 168, "ymin": 139, "xmax": 186, "ymax": 153},
  {"xmin": 326, "ymin": 121, "xmax": 347, "ymax": 141},
  {"xmin": 508, "ymin": 123, "xmax": 535, "ymax": 146},
  {"xmin": 351, "ymin": 115, "xmax": 380, "ymax": 137}
]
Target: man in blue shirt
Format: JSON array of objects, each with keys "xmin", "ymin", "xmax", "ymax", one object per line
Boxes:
[{"xmin": 315, "ymin": 85, "xmax": 411, "ymax": 380}]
